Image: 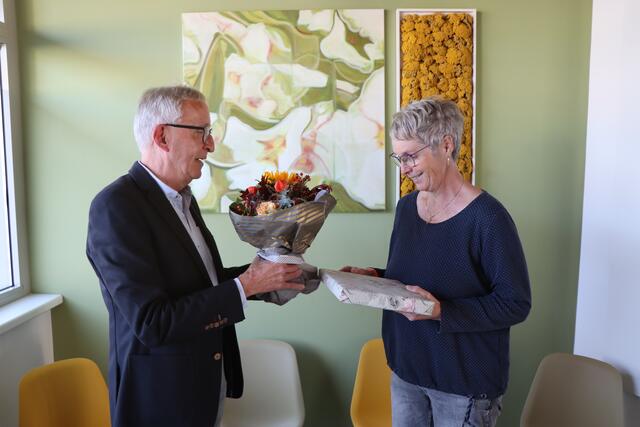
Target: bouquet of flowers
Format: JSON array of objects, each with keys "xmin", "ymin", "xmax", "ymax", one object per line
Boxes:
[{"xmin": 229, "ymin": 171, "xmax": 336, "ymax": 304}]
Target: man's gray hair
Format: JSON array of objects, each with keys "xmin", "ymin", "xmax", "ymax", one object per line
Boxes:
[
  {"xmin": 390, "ymin": 97, "xmax": 464, "ymax": 160},
  {"xmin": 133, "ymin": 86, "xmax": 206, "ymax": 152}
]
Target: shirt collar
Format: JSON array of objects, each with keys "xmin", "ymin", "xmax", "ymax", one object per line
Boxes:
[{"xmin": 137, "ymin": 161, "xmax": 192, "ymax": 207}]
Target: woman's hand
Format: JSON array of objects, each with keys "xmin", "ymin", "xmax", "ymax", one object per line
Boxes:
[
  {"xmin": 340, "ymin": 266, "xmax": 379, "ymax": 277},
  {"xmin": 400, "ymin": 285, "xmax": 441, "ymax": 321}
]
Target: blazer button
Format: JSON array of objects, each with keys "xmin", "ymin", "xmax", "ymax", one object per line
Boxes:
[{"xmin": 213, "ymin": 352, "xmax": 222, "ymax": 361}]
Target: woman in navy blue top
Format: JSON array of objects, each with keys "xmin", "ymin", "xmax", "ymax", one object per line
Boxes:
[{"xmin": 343, "ymin": 98, "xmax": 531, "ymax": 427}]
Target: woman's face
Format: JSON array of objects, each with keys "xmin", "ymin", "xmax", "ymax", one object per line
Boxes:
[{"xmin": 392, "ymin": 138, "xmax": 448, "ymax": 192}]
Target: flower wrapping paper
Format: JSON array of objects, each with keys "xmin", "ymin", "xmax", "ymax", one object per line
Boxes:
[
  {"xmin": 320, "ymin": 269, "xmax": 435, "ymax": 315},
  {"xmin": 229, "ymin": 193, "xmax": 336, "ymax": 305}
]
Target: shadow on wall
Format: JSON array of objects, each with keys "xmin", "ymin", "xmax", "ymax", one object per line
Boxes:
[{"xmin": 295, "ymin": 343, "xmax": 350, "ymax": 427}]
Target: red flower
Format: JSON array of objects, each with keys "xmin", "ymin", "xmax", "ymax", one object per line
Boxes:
[
  {"xmin": 247, "ymin": 186, "xmax": 257, "ymax": 195},
  {"xmin": 274, "ymin": 180, "xmax": 287, "ymax": 192}
]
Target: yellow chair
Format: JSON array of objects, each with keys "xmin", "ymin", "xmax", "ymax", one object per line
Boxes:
[
  {"xmin": 520, "ymin": 353, "xmax": 624, "ymax": 427},
  {"xmin": 351, "ymin": 338, "xmax": 392, "ymax": 427},
  {"xmin": 19, "ymin": 357, "xmax": 111, "ymax": 427}
]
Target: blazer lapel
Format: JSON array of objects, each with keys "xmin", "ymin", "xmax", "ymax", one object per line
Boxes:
[
  {"xmin": 189, "ymin": 197, "xmax": 225, "ymax": 278},
  {"xmin": 128, "ymin": 162, "xmax": 211, "ymax": 284}
]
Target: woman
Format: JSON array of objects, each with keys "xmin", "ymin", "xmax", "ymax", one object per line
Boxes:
[{"xmin": 343, "ymin": 97, "xmax": 531, "ymax": 427}]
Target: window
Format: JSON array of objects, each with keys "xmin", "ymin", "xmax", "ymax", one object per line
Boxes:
[{"xmin": 0, "ymin": 0, "xmax": 29, "ymax": 306}]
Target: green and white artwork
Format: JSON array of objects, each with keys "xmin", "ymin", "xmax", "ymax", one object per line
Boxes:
[{"xmin": 182, "ymin": 10, "xmax": 385, "ymax": 212}]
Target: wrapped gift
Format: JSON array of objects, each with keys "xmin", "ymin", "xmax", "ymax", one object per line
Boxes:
[{"xmin": 320, "ymin": 269, "xmax": 435, "ymax": 315}]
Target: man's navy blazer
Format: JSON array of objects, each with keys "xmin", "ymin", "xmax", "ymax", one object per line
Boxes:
[{"xmin": 87, "ymin": 162, "xmax": 248, "ymax": 426}]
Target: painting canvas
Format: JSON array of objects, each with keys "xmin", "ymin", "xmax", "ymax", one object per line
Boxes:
[{"xmin": 182, "ymin": 10, "xmax": 385, "ymax": 212}]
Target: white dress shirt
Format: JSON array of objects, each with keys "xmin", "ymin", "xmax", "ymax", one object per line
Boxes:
[
  {"xmin": 138, "ymin": 161, "xmax": 247, "ymax": 305},
  {"xmin": 138, "ymin": 161, "xmax": 247, "ymax": 426}
]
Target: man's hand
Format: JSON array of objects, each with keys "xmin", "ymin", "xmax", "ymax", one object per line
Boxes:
[
  {"xmin": 340, "ymin": 266, "xmax": 379, "ymax": 277},
  {"xmin": 399, "ymin": 285, "xmax": 442, "ymax": 321},
  {"xmin": 239, "ymin": 257, "xmax": 304, "ymax": 298}
]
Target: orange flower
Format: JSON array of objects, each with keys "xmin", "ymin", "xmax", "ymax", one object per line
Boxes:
[
  {"xmin": 263, "ymin": 171, "xmax": 301, "ymax": 184},
  {"xmin": 274, "ymin": 180, "xmax": 287, "ymax": 192}
]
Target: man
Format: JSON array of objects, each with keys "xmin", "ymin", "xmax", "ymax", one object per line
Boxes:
[{"xmin": 86, "ymin": 86, "xmax": 303, "ymax": 427}]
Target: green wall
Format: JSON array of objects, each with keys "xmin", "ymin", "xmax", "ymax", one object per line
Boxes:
[{"xmin": 17, "ymin": 0, "xmax": 592, "ymax": 425}]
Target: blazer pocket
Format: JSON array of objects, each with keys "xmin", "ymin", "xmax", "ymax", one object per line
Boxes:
[{"xmin": 124, "ymin": 354, "xmax": 197, "ymax": 426}]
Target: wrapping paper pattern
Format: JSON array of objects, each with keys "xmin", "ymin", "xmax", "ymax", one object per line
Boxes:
[{"xmin": 321, "ymin": 269, "xmax": 435, "ymax": 315}]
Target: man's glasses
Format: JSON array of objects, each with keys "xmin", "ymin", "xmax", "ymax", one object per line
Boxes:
[
  {"xmin": 163, "ymin": 123, "xmax": 213, "ymax": 144},
  {"xmin": 389, "ymin": 145, "xmax": 429, "ymax": 168}
]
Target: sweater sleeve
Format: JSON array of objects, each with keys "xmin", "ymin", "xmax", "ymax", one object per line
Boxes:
[
  {"xmin": 380, "ymin": 194, "xmax": 409, "ymax": 278},
  {"xmin": 439, "ymin": 208, "xmax": 531, "ymax": 333}
]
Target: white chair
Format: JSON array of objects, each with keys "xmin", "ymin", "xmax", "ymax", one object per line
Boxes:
[
  {"xmin": 221, "ymin": 339, "xmax": 304, "ymax": 427},
  {"xmin": 520, "ymin": 353, "xmax": 624, "ymax": 427}
]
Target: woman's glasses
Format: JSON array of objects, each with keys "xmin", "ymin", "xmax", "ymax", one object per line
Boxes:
[{"xmin": 389, "ymin": 145, "xmax": 429, "ymax": 168}]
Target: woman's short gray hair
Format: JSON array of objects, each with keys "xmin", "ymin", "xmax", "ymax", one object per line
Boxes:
[
  {"xmin": 133, "ymin": 86, "xmax": 206, "ymax": 152},
  {"xmin": 390, "ymin": 97, "xmax": 464, "ymax": 160}
]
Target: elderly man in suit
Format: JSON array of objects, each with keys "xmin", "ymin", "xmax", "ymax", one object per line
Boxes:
[{"xmin": 86, "ymin": 86, "xmax": 304, "ymax": 427}]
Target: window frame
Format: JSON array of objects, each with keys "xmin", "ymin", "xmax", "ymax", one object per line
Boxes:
[{"xmin": 0, "ymin": 0, "xmax": 31, "ymax": 306}]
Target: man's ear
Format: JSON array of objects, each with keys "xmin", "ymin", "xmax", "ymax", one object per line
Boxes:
[{"xmin": 152, "ymin": 124, "xmax": 170, "ymax": 152}]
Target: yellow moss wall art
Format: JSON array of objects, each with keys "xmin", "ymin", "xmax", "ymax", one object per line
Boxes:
[{"xmin": 396, "ymin": 9, "xmax": 476, "ymax": 198}]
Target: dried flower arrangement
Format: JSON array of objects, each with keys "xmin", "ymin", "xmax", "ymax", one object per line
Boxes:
[{"xmin": 229, "ymin": 171, "xmax": 332, "ymax": 216}]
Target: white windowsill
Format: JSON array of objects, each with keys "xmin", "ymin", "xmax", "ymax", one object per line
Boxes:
[{"xmin": 0, "ymin": 293, "xmax": 63, "ymax": 335}]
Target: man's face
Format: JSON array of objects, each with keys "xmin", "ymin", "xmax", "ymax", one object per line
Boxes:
[{"xmin": 163, "ymin": 99, "xmax": 213, "ymax": 189}]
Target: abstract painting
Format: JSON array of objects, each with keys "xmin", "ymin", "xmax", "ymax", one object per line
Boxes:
[{"xmin": 182, "ymin": 10, "xmax": 385, "ymax": 212}]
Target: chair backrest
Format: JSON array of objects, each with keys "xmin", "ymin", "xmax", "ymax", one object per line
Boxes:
[
  {"xmin": 221, "ymin": 339, "xmax": 304, "ymax": 427},
  {"xmin": 351, "ymin": 338, "xmax": 392, "ymax": 427},
  {"xmin": 520, "ymin": 352, "xmax": 624, "ymax": 427},
  {"xmin": 19, "ymin": 357, "xmax": 110, "ymax": 427}
]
